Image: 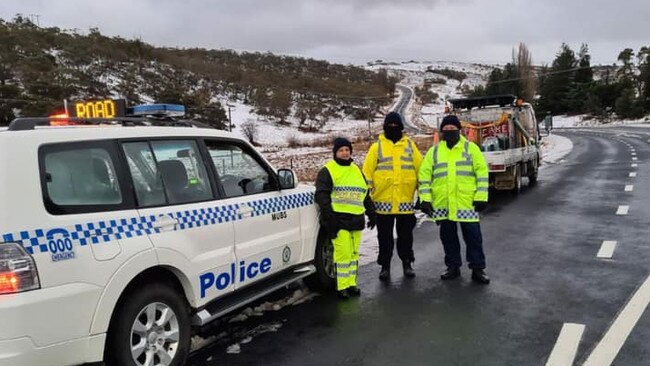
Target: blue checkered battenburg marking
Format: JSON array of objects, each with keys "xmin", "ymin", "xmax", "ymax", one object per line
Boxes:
[
  {"xmin": 456, "ymin": 210, "xmax": 479, "ymax": 220},
  {"xmin": 374, "ymin": 202, "xmax": 393, "ymax": 212},
  {"xmin": 332, "ymin": 186, "xmax": 366, "ymax": 193},
  {"xmin": 398, "ymin": 203, "xmax": 415, "ymax": 212},
  {"xmin": 2, "ymin": 192, "xmax": 315, "ymax": 255},
  {"xmin": 433, "ymin": 209, "xmax": 449, "ymax": 218}
]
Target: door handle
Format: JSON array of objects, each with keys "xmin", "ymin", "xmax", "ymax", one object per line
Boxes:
[
  {"xmin": 237, "ymin": 205, "xmax": 254, "ymax": 217},
  {"xmin": 155, "ymin": 215, "xmax": 178, "ymax": 231}
]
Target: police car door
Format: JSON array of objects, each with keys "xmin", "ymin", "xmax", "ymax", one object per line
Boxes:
[
  {"xmin": 121, "ymin": 139, "xmax": 236, "ymax": 305},
  {"xmin": 204, "ymin": 139, "xmax": 302, "ymax": 289}
]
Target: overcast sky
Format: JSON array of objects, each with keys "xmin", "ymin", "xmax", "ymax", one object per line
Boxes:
[{"xmin": 1, "ymin": 0, "xmax": 649, "ymax": 66}]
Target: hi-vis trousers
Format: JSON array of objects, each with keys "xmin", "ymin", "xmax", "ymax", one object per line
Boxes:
[{"xmin": 333, "ymin": 229, "xmax": 361, "ymax": 290}]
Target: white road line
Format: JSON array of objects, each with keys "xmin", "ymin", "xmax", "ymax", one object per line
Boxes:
[
  {"xmin": 583, "ymin": 274, "xmax": 650, "ymax": 366},
  {"xmin": 625, "ymin": 185, "xmax": 634, "ymax": 192},
  {"xmin": 631, "ymin": 163, "xmax": 638, "ymax": 168},
  {"xmin": 546, "ymin": 323, "xmax": 585, "ymax": 366},
  {"xmin": 631, "ymin": 152, "xmax": 637, "ymax": 156},
  {"xmin": 596, "ymin": 241, "xmax": 617, "ymax": 258},
  {"xmin": 629, "ymin": 172, "xmax": 637, "ymax": 178},
  {"xmin": 616, "ymin": 205, "xmax": 629, "ymax": 215},
  {"xmin": 632, "ymin": 157, "xmax": 638, "ymax": 161}
]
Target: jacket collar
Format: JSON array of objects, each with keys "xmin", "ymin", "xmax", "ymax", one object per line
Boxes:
[{"xmin": 379, "ymin": 133, "xmax": 408, "ymax": 145}]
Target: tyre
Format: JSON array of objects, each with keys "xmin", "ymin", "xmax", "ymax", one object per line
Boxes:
[
  {"xmin": 304, "ymin": 230, "xmax": 336, "ymax": 292},
  {"xmin": 105, "ymin": 282, "xmax": 191, "ymax": 366}
]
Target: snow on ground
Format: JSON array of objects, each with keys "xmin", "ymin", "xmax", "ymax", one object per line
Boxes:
[
  {"xmin": 190, "ymin": 288, "xmax": 318, "ymax": 354},
  {"xmin": 540, "ymin": 133, "xmax": 574, "ymax": 164}
]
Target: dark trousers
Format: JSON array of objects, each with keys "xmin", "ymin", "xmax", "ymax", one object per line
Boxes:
[
  {"xmin": 376, "ymin": 214, "xmax": 416, "ymax": 267},
  {"xmin": 439, "ymin": 220, "xmax": 486, "ymax": 269}
]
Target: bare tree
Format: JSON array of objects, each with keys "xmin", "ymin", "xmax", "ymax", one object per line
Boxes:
[
  {"xmin": 241, "ymin": 119, "xmax": 258, "ymax": 145},
  {"xmin": 513, "ymin": 43, "xmax": 537, "ymax": 101}
]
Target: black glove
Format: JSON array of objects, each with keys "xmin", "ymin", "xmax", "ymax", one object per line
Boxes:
[
  {"xmin": 420, "ymin": 201, "xmax": 434, "ymax": 217},
  {"xmin": 473, "ymin": 201, "xmax": 487, "ymax": 212},
  {"xmin": 366, "ymin": 212, "xmax": 377, "ymax": 230}
]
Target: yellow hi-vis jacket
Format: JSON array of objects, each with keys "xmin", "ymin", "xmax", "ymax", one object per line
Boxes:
[
  {"xmin": 324, "ymin": 160, "xmax": 368, "ymax": 215},
  {"xmin": 418, "ymin": 136, "xmax": 489, "ymax": 222},
  {"xmin": 363, "ymin": 133, "xmax": 422, "ymax": 214}
]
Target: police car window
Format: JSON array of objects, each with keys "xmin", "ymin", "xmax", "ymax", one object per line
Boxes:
[
  {"xmin": 44, "ymin": 148, "xmax": 122, "ymax": 206},
  {"xmin": 122, "ymin": 142, "xmax": 166, "ymax": 207},
  {"xmin": 205, "ymin": 142, "xmax": 273, "ymax": 198},
  {"xmin": 150, "ymin": 140, "xmax": 213, "ymax": 205}
]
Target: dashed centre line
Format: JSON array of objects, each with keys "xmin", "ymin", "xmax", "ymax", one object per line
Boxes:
[
  {"xmin": 616, "ymin": 205, "xmax": 629, "ymax": 215},
  {"xmin": 546, "ymin": 323, "xmax": 585, "ymax": 366},
  {"xmin": 596, "ymin": 241, "xmax": 617, "ymax": 259},
  {"xmin": 625, "ymin": 185, "xmax": 634, "ymax": 192},
  {"xmin": 629, "ymin": 172, "xmax": 637, "ymax": 178}
]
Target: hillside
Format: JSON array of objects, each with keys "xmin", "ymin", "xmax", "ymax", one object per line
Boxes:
[{"xmin": 0, "ymin": 16, "xmax": 397, "ymax": 132}]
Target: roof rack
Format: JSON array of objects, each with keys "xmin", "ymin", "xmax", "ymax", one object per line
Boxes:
[
  {"xmin": 448, "ymin": 95, "xmax": 516, "ymax": 110},
  {"xmin": 7, "ymin": 117, "xmax": 214, "ymax": 131}
]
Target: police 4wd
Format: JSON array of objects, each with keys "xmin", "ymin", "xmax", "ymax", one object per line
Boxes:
[{"xmin": 0, "ymin": 102, "xmax": 335, "ymax": 366}]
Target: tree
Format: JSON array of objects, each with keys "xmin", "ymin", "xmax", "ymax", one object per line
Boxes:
[
  {"xmin": 514, "ymin": 43, "xmax": 536, "ymax": 101},
  {"xmin": 637, "ymin": 46, "xmax": 650, "ymax": 111},
  {"xmin": 568, "ymin": 43, "xmax": 594, "ymax": 113},
  {"xmin": 537, "ymin": 43, "xmax": 577, "ymax": 115},
  {"xmin": 615, "ymin": 87, "xmax": 643, "ymax": 119}
]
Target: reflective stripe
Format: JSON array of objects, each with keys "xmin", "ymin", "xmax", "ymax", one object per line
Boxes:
[
  {"xmin": 374, "ymin": 202, "xmax": 392, "ymax": 212},
  {"xmin": 419, "ymin": 188, "xmax": 431, "ymax": 194},
  {"xmin": 476, "ymin": 187, "xmax": 488, "ymax": 192},
  {"xmin": 367, "ymin": 180, "xmax": 374, "ymax": 185},
  {"xmin": 337, "ymin": 272, "xmax": 354, "ymax": 278},
  {"xmin": 456, "ymin": 161, "xmax": 472, "ymax": 166},
  {"xmin": 399, "ymin": 203, "xmax": 415, "ymax": 212},
  {"xmin": 433, "ymin": 145, "xmax": 439, "ymax": 166},
  {"xmin": 419, "ymin": 180, "xmax": 431, "ymax": 186},
  {"xmin": 332, "ymin": 199, "xmax": 365, "ymax": 207},
  {"xmin": 401, "ymin": 156, "xmax": 413, "ymax": 162},
  {"xmin": 434, "ymin": 171, "xmax": 448, "ymax": 179},
  {"xmin": 457, "ymin": 209, "xmax": 479, "ymax": 220},
  {"xmin": 333, "ymin": 186, "xmax": 366, "ymax": 193},
  {"xmin": 378, "ymin": 157, "xmax": 393, "ymax": 164},
  {"xmin": 477, "ymin": 177, "xmax": 489, "ymax": 183},
  {"xmin": 436, "ymin": 162, "xmax": 448, "ymax": 169},
  {"xmin": 376, "ymin": 166, "xmax": 393, "ymax": 171},
  {"xmin": 433, "ymin": 208, "xmax": 449, "ymax": 218},
  {"xmin": 457, "ymin": 171, "xmax": 475, "ymax": 177},
  {"xmin": 336, "ymin": 262, "xmax": 354, "ymax": 269},
  {"xmin": 401, "ymin": 164, "xmax": 415, "ymax": 170}
]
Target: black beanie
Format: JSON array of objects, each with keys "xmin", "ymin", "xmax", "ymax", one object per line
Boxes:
[
  {"xmin": 332, "ymin": 137, "xmax": 352, "ymax": 155},
  {"xmin": 384, "ymin": 112, "xmax": 404, "ymax": 130},
  {"xmin": 440, "ymin": 115, "xmax": 462, "ymax": 130}
]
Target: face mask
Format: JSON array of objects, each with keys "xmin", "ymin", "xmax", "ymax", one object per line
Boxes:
[
  {"xmin": 441, "ymin": 130, "xmax": 460, "ymax": 147},
  {"xmin": 384, "ymin": 126, "xmax": 403, "ymax": 142}
]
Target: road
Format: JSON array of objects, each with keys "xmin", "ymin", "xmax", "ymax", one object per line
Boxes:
[
  {"xmin": 189, "ymin": 128, "xmax": 650, "ymax": 366},
  {"xmin": 393, "ymin": 85, "xmax": 424, "ymax": 134}
]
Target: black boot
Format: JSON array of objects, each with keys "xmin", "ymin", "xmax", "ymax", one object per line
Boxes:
[
  {"xmin": 379, "ymin": 266, "xmax": 390, "ymax": 281},
  {"xmin": 440, "ymin": 267, "xmax": 461, "ymax": 280},
  {"xmin": 337, "ymin": 289, "xmax": 350, "ymax": 299},
  {"xmin": 347, "ymin": 286, "xmax": 361, "ymax": 296},
  {"xmin": 403, "ymin": 262, "xmax": 415, "ymax": 278},
  {"xmin": 471, "ymin": 269, "xmax": 490, "ymax": 284}
]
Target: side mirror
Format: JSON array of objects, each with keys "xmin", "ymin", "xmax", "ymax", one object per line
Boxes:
[{"xmin": 277, "ymin": 169, "xmax": 296, "ymax": 190}]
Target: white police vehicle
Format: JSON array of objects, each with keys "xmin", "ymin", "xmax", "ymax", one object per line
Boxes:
[{"xmin": 0, "ymin": 102, "xmax": 335, "ymax": 366}]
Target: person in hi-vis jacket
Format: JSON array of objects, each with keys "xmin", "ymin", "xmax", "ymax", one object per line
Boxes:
[
  {"xmin": 315, "ymin": 137, "xmax": 376, "ymax": 298},
  {"xmin": 418, "ymin": 115, "xmax": 490, "ymax": 284}
]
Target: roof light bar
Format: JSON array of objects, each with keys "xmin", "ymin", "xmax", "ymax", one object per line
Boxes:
[{"xmin": 130, "ymin": 104, "xmax": 185, "ymax": 117}]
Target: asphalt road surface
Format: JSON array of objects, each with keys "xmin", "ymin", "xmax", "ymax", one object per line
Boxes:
[{"xmin": 189, "ymin": 129, "xmax": 650, "ymax": 366}]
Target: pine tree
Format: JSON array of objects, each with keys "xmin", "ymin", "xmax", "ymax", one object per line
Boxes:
[{"xmin": 537, "ymin": 43, "xmax": 577, "ymax": 115}]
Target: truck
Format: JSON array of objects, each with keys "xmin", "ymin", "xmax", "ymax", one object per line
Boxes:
[{"xmin": 446, "ymin": 95, "xmax": 541, "ymax": 193}]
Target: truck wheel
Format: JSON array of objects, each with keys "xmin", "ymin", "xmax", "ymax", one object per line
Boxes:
[
  {"xmin": 105, "ymin": 282, "xmax": 191, "ymax": 366},
  {"xmin": 304, "ymin": 230, "xmax": 336, "ymax": 292}
]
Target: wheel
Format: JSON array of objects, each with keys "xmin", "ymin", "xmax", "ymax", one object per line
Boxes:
[
  {"xmin": 304, "ymin": 230, "xmax": 336, "ymax": 292},
  {"xmin": 105, "ymin": 282, "xmax": 191, "ymax": 366}
]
